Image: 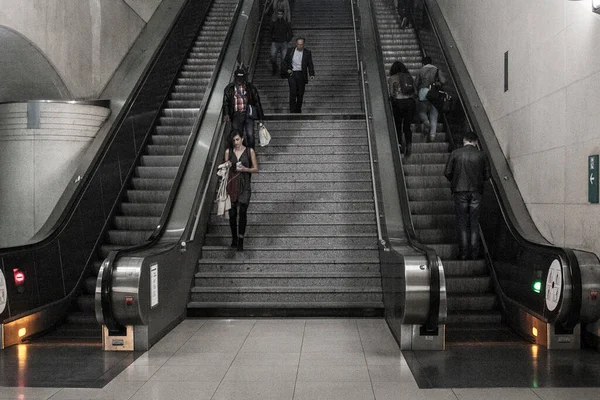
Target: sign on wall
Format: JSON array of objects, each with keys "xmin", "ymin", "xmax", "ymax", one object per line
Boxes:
[{"xmin": 589, "ymin": 155, "xmax": 599, "ymax": 204}]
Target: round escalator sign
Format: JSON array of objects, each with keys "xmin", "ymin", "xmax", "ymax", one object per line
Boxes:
[
  {"xmin": 545, "ymin": 260, "xmax": 562, "ymax": 312},
  {"xmin": 0, "ymin": 270, "xmax": 7, "ymax": 314}
]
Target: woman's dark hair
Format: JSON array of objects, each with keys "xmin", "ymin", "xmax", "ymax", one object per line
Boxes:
[
  {"xmin": 228, "ymin": 128, "xmax": 243, "ymax": 149},
  {"xmin": 390, "ymin": 61, "xmax": 409, "ymax": 76},
  {"xmin": 422, "ymin": 56, "xmax": 432, "ymax": 65}
]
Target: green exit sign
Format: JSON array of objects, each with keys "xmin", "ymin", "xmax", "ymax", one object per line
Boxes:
[{"xmin": 590, "ymin": 155, "xmax": 599, "ymax": 203}]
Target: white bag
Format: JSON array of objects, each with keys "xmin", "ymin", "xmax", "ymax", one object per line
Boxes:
[{"xmin": 259, "ymin": 123, "xmax": 271, "ymax": 147}]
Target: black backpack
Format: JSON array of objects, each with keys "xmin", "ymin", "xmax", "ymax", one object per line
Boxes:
[{"xmin": 394, "ymin": 73, "xmax": 415, "ymax": 96}]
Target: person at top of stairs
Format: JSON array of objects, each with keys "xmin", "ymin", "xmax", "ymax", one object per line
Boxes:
[
  {"xmin": 265, "ymin": 0, "xmax": 291, "ymax": 22},
  {"xmin": 443, "ymin": 131, "xmax": 491, "ymax": 260},
  {"xmin": 224, "ymin": 130, "xmax": 259, "ymax": 252},
  {"xmin": 415, "ymin": 56, "xmax": 446, "ymax": 142},
  {"xmin": 270, "ymin": 10, "xmax": 293, "ymax": 76},
  {"xmin": 223, "ymin": 68, "xmax": 264, "ymax": 148},
  {"xmin": 388, "ymin": 60, "xmax": 416, "ymax": 156}
]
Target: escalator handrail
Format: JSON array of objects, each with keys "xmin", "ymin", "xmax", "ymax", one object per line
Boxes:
[
  {"xmin": 0, "ymin": 1, "xmax": 194, "ymax": 257},
  {"xmin": 99, "ymin": 0, "xmax": 244, "ymax": 332},
  {"xmin": 365, "ymin": 0, "xmax": 441, "ymax": 330},
  {"xmin": 418, "ymin": 0, "xmax": 583, "ymax": 327}
]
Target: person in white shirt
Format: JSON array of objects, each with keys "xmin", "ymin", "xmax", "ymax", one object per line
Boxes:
[{"xmin": 281, "ymin": 38, "xmax": 315, "ymax": 113}]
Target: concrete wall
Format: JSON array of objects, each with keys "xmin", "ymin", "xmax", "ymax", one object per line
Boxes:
[
  {"xmin": 0, "ymin": 103, "xmax": 111, "ymax": 247},
  {"xmin": 0, "ymin": 0, "xmax": 163, "ymax": 101},
  {"xmin": 436, "ymin": 0, "xmax": 600, "ymax": 254}
]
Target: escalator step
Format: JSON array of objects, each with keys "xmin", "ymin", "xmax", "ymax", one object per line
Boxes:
[
  {"xmin": 84, "ymin": 276, "xmax": 96, "ymax": 295},
  {"xmin": 126, "ymin": 190, "xmax": 170, "ymax": 203},
  {"xmin": 146, "ymin": 145, "xmax": 186, "ymax": 156},
  {"xmin": 76, "ymin": 294, "xmax": 95, "ymax": 312},
  {"xmin": 140, "ymin": 155, "xmax": 182, "ymax": 167},
  {"xmin": 130, "ymin": 178, "xmax": 175, "ymax": 190},
  {"xmin": 135, "ymin": 166, "xmax": 178, "ymax": 179},
  {"xmin": 120, "ymin": 203, "xmax": 165, "ymax": 216},
  {"xmin": 107, "ymin": 230, "xmax": 152, "ymax": 245},
  {"xmin": 155, "ymin": 126, "xmax": 193, "ymax": 136},
  {"xmin": 114, "ymin": 216, "xmax": 161, "ymax": 230}
]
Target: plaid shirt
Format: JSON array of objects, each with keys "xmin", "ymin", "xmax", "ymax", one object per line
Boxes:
[{"xmin": 233, "ymin": 84, "xmax": 247, "ymax": 112}]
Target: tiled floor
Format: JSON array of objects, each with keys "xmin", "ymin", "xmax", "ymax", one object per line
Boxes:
[{"xmin": 0, "ymin": 318, "xmax": 599, "ymax": 399}]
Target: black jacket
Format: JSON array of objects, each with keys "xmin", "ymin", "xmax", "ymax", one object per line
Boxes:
[
  {"xmin": 444, "ymin": 144, "xmax": 491, "ymax": 194},
  {"xmin": 222, "ymin": 81, "xmax": 264, "ymax": 120},
  {"xmin": 281, "ymin": 47, "xmax": 315, "ymax": 83},
  {"xmin": 271, "ymin": 19, "xmax": 293, "ymax": 43}
]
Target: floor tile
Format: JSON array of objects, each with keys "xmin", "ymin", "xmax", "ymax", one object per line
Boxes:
[
  {"xmin": 300, "ymin": 351, "xmax": 367, "ymax": 366},
  {"xmin": 452, "ymin": 388, "xmax": 541, "ymax": 400},
  {"xmin": 293, "ymin": 381, "xmax": 375, "ymax": 400},
  {"xmin": 130, "ymin": 352, "xmax": 172, "ymax": 367},
  {"xmin": 297, "ymin": 365, "xmax": 371, "ymax": 382},
  {"xmin": 0, "ymin": 387, "xmax": 60, "ymax": 400},
  {"xmin": 115, "ymin": 365, "xmax": 160, "ymax": 382},
  {"xmin": 148, "ymin": 365, "xmax": 229, "ymax": 382},
  {"xmin": 372, "ymin": 382, "xmax": 458, "ymax": 400},
  {"xmin": 211, "ymin": 380, "xmax": 295, "ymax": 400},
  {"xmin": 222, "ymin": 364, "xmax": 298, "ymax": 382},
  {"xmin": 129, "ymin": 380, "xmax": 219, "ymax": 400},
  {"xmin": 48, "ymin": 379, "xmax": 144, "ymax": 400},
  {"xmin": 239, "ymin": 337, "xmax": 302, "ymax": 353},
  {"xmin": 368, "ymin": 365, "xmax": 416, "ymax": 383},
  {"xmin": 533, "ymin": 387, "xmax": 600, "ymax": 400},
  {"xmin": 175, "ymin": 339, "xmax": 244, "ymax": 354},
  {"xmin": 231, "ymin": 352, "xmax": 300, "ymax": 366},
  {"xmin": 364, "ymin": 350, "xmax": 406, "ymax": 366},
  {"xmin": 301, "ymin": 338, "xmax": 364, "ymax": 353},
  {"xmin": 165, "ymin": 351, "xmax": 236, "ymax": 367}
]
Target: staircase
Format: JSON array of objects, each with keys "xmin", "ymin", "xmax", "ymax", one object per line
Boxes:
[
  {"xmin": 189, "ymin": 0, "xmax": 383, "ymax": 316},
  {"xmin": 41, "ymin": 0, "xmax": 239, "ymax": 342},
  {"xmin": 253, "ymin": 0, "xmax": 362, "ymax": 114},
  {"xmin": 372, "ymin": 0, "xmax": 503, "ymax": 341}
]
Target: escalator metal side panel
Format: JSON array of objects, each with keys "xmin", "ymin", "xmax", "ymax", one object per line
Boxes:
[
  {"xmin": 99, "ymin": 0, "xmax": 259, "ymax": 351},
  {"xmin": 359, "ymin": 0, "xmax": 445, "ymax": 350}
]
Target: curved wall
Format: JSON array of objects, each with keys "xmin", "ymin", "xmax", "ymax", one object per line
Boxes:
[
  {"xmin": 0, "ymin": 0, "xmax": 163, "ymax": 100},
  {"xmin": 436, "ymin": 0, "xmax": 600, "ymax": 255},
  {"xmin": 0, "ymin": 103, "xmax": 111, "ymax": 247}
]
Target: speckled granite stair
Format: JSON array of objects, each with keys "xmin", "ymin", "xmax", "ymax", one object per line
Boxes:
[{"xmin": 190, "ymin": 117, "xmax": 382, "ymax": 316}]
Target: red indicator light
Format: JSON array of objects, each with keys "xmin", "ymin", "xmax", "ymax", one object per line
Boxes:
[{"xmin": 13, "ymin": 269, "xmax": 25, "ymax": 286}]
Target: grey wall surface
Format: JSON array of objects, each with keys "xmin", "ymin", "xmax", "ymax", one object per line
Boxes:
[
  {"xmin": 436, "ymin": 0, "xmax": 600, "ymax": 256},
  {"xmin": 0, "ymin": 0, "xmax": 164, "ymax": 100}
]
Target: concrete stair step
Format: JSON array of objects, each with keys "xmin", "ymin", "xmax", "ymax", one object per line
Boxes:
[
  {"xmin": 201, "ymin": 248, "xmax": 379, "ymax": 260},
  {"xmin": 212, "ymin": 201, "xmax": 374, "ymax": 214},
  {"xmin": 203, "ymin": 236, "xmax": 377, "ymax": 248},
  {"xmin": 251, "ymin": 180, "xmax": 372, "ymax": 192},
  {"xmin": 257, "ymin": 161, "xmax": 370, "ymax": 172},
  {"xmin": 190, "ymin": 287, "xmax": 382, "ymax": 303},
  {"xmin": 197, "ymin": 259, "xmax": 380, "ymax": 273},
  {"xmin": 187, "ymin": 301, "xmax": 383, "ymax": 309},
  {"xmin": 249, "ymin": 190, "xmax": 373, "ymax": 201},
  {"xmin": 194, "ymin": 272, "xmax": 382, "ymax": 287},
  {"xmin": 258, "ymin": 153, "xmax": 369, "ymax": 163}
]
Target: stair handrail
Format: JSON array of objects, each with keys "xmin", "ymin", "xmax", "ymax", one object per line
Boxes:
[
  {"xmin": 415, "ymin": 0, "xmax": 593, "ymax": 328},
  {"xmin": 99, "ymin": 0, "xmax": 244, "ymax": 332},
  {"xmin": 351, "ymin": 0, "xmax": 384, "ymax": 246}
]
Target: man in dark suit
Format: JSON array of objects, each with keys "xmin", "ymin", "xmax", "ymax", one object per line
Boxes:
[
  {"xmin": 444, "ymin": 131, "xmax": 491, "ymax": 260},
  {"xmin": 282, "ymin": 37, "xmax": 315, "ymax": 113}
]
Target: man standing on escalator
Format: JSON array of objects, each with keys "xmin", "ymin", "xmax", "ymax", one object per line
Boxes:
[{"xmin": 444, "ymin": 131, "xmax": 491, "ymax": 261}]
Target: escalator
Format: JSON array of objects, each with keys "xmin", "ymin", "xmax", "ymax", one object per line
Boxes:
[
  {"xmin": 0, "ymin": 0, "xmax": 240, "ymax": 346},
  {"xmin": 372, "ymin": 0, "xmax": 508, "ymax": 343},
  {"xmin": 369, "ymin": 0, "xmax": 600, "ymax": 348},
  {"xmin": 47, "ymin": 0, "xmax": 239, "ymax": 342}
]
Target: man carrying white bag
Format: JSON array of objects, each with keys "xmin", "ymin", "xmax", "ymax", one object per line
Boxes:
[{"xmin": 258, "ymin": 122, "xmax": 271, "ymax": 147}]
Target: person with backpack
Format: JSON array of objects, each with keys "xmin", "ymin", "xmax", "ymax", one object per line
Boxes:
[
  {"xmin": 415, "ymin": 56, "xmax": 446, "ymax": 143},
  {"xmin": 388, "ymin": 61, "xmax": 416, "ymax": 156}
]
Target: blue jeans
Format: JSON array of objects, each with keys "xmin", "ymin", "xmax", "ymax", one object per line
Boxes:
[
  {"xmin": 270, "ymin": 41, "xmax": 288, "ymax": 68},
  {"xmin": 453, "ymin": 191, "xmax": 482, "ymax": 259},
  {"xmin": 232, "ymin": 111, "xmax": 255, "ymax": 148},
  {"xmin": 418, "ymin": 100, "xmax": 439, "ymax": 139}
]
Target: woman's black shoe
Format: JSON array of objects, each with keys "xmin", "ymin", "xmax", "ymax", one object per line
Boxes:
[
  {"xmin": 230, "ymin": 237, "xmax": 238, "ymax": 248},
  {"xmin": 237, "ymin": 238, "xmax": 244, "ymax": 252}
]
